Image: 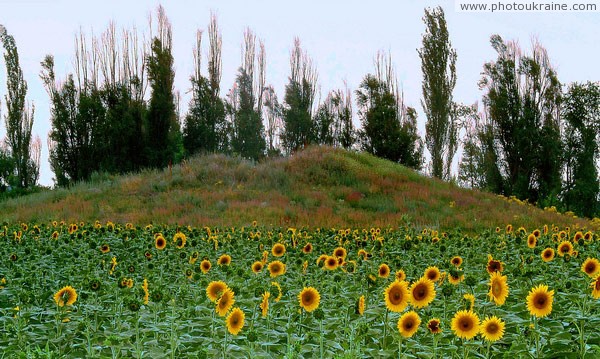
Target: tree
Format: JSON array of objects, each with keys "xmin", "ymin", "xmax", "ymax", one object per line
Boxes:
[
  {"xmin": 281, "ymin": 38, "xmax": 318, "ymax": 154},
  {"xmin": 562, "ymin": 82, "xmax": 600, "ymax": 217},
  {"xmin": 314, "ymin": 86, "xmax": 354, "ymax": 149},
  {"xmin": 0, "ymin": 25, "xmax": 38, "ymax": 188},
  {"xmin": 479, "ymin": 35, "xmax": 562, "ymax": 203},
  {"xmin": 356, "ymin": 53, "xmax": 423, "ymax": 169},
  {"xmin": 419, "ymin": 6, "xmax": 458, "ymax": 180},
  {"xmin": 146, "ymin": 6, "xmax": 182, "ymax": 168}
]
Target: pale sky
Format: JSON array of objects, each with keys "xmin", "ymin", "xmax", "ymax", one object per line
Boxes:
[{"xmin": 1, "ymin": 0, "xmax": 599, "ymax": 186}]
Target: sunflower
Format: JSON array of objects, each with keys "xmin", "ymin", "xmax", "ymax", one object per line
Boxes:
[
  {"xmin": 333, "ymin": 247, "xmax": 347, "ymax": 259},
  {"xmin": 581, "ymin": 258, "xmax": 600, "ymax": 278},
  {"xmin": 557, "ymin": 241, "xmax": 574, "ymax": 257},
  {"xmin": 395, "ymin": 269, "xmax": 407, "ymax": 282},
  {"xmin": 100, "ymin": 244, "xmax": 110, "ymax": 253},
  {"xmin": 51, "ymin": 231, "xmax": 59, "ymax": 239},
  {"xmin": 384, "ymin": 280, "xmax": 409, "ymax": 312},
  {"xmin": 505, "ymin": 224, "xmax": 513, "ymax": 234},
  {"xmin": 448, "ymin": 272, "xmax": 464, "ymax": 285},
  {"xmin": 302, "ymin": 243, "xmax": 313, "ymax": 254},
  {"xmin": 409, "ymin": 277, "xmax": 436, "ymax": 308},
  {"xmin": 357, "ymin": 249, "xmax": 369, "ymax": 261},
  {"xmin": 532, "ymin": 229, "xmax": 541, "ymax": 238},
  {"xmin": 584, "ymin": 231, "xmax": 593, "ymax": 241},
  {"xmin": 200, "ymin": 260, "xmax": 212, "ymax": 274},
  {"xmin": 356, "ymin": 295, "xmax": 365, "ymax": 315},
  {"xmin": 451, "ymin": 256, "xmax": 463, "ymax": 268},
  {"xmin": 268, "ymin": 260, "xmax": 286, "ymax": 278},
  {"xmin": 271, "ymin": 282, "xmax": 282, "ymax": 302},
  {"xmin": 527, "ymin": 234, "xmax": 537, "ymax": 249},
  {"xmin": 261, "ymin": 250, "xmax": 269, "ymax": 264},
  {"xmin": 539, "ymin": 248, "xmax": 554, "ymax": 262},
  {"xmin": 488, "ymin": 272, "xmax": 509, "ymax": 306},
  {"xmin": 424, "ymin": 266, "xmax": 441, "ymax": 282},
  {"xmin": 155, "ymin": 235, "xmax": 166, "ymax": 250},
  {"xmin": 206, "ymin": 281, "xmax": 229, "ymax": 302},
  {"xmin": 217, "ymin": 254, "xmax": 232, "ymax": 266},
  {"xmin": 260, "ymin": 292, "xmax": 270, "ymax": 317},
  {"xmin": 495, "ymin": 227, "xmax": 501, "ymax": 233},
  {"xmin": 298, "ymin": 287, "xmax": 320, "ymax": 312},
  {"xmin": 378, "ymin": 263, "xmax": 391, "ymax": 278},
  {"xmin": 463, "ymin": 293, "xmax": 475, "ymax": 311},
  {"xmin": 53, "ymin": 286, "xmax": 78, "ymax": 307},
  {"xmin": 251, "ymin": 261, "xmax": 264, "ymax": 274},
  {"xmin": 480, "ymin": 316, "xmax": 505, "ymax": 342},
  {"xmin": 397, "ymin": 311, "xmax": 421, "ymax": 338},
  {"xmin": 427, "ymin": 318, "xmax": 442, "ymax": 334},
  {"xmin": 573, "ymin": 231, "xmax": 584, "ymax": 243},
  {"xmin": 226, "ymin": 307, "xmax": 245, "ymax": 335},
  {"xmin": 272, "ymin": 243, "xmax": 286, "ymax": 257},
  {"xmin": 216, "ymin": 288, "xmax": 235, "ymax": 317},
  {"xmin": 591, "ymin": 274, "xmax": 600, "ymax": 299},
  {"xmin": 173, "ymin": 232, "xmax": 187, "ymax": 249},
  {"xmin": 526, "ymin": 284, "xmax": 554, "ymax": 318},
  {"xmin": 486, "ymin": 255, "xmax": 504, "ymax": 274},
  {"xmin": 324, "ymin": 256, "xmax": 338, "ymax": 270},
  {"xmin": 451, "ymin": 310, "xmax": 480, "ymax": 339}
]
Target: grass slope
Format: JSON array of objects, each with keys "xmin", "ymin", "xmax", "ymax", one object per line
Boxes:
[{"xmin": 0, "ymin": 146, "xmax": 593, "ymax": 232}]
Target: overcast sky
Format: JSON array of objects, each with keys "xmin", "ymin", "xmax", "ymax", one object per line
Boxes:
[{"xmin": 1, "ymin": 0, "xmax": 599, "ymax": 186}]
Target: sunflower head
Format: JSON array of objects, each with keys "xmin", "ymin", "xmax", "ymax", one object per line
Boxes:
[
  {"xmin": 226, "ymin": 307, "xmax": 245, "ymax": 335},
  {"xmin": 557, "ymin": 241, "xmax": 574, "ymax": 257},
  {"xmin": 173, "ymin": 232, "xmax": 186, "ymax": 249},
  {"xmin": 260, "ymin": 292, "xmax": 270, "ymax": 317},
  {"xmin": 451, "ymin": 310, "xmax": 480, "ymax": 339},
  {"xmin": 272, "ymin": 243, "xmax": 286, "ymax": 257},
  {"xmin": 217, "ymin": 254, "xmax": 232, "ymax": 266},
  {"xmin": 302, "ymin": 243, "xmax": 313, "ymax": 254},
  {"xmin": 451, "ymin": 256, "xmax": 463, "ymax": 268},
  {"xmin": 378, "ymin": 263, "xmax": 390, "ymax": 278},
  {"xmin": 384, "ymin": 280, "xmax": 409, "ymax": 312},
  {"xmin": 356, "ymin": 295, "xmax": 365, "ymax": 315},
  {"xmin": 53, "ymin": 286, "xmax": 78, "ymax": 307},
  {"xmin": 268, "ymin": 260, "xmax": 286, "ymax": 278},
  {"xmin": 333, "ymin": 247, "xmax": 347, "ymax": 259},
  {"xmin": 526, "ymin": 284, "xmax": 554, "ymax": 318},
  {"xmin": 395, "ymin": 269, "xmax": 407, "ymax": 282},
  {"xmin": 409, "ymin": 277, "xmax": 436, "ymax": 308},
  {"xmin": 486, "ymin": 256, "xmax": 504, "ymax": 274},
  {"xmin": 532, "ymin": 229, "xmax": 541, "ymax": 238},
  {"xmin": 541, "ymin": 248, "xmax": 555, "ymax": 262},
  {"xmin": 424, "ymin": 266, "xmax": 441, "ymax": 282},
  {"xmin": 527, "ymin": 234, "xmax": 537, "ymax": 249},
  {"xmin": 251, "ymin": 261, "xmax": 263, "ymax": 274},
  {"xmin": 155, "ymin": 235, "xmax": 166, "ymax": 250},
  {"xmin": 206, "ymin": 281, "xmax": 229, "ymax": 302},
  {"xmin": 100, "ymin": 244, "xmax": 110, "ymax": 253},
  {"xmin": 200, "ymin": 260, "xmax": 211, "ymax": 274},
  {"xmin": 591, "ymin": 274, "xmax": 600, "ymax": 299},
  {"xmin": 298, "ymin": 287, "xmax": 320, "ymax": 312},
  {"xmin": 427, "ymin": 318, "xmax": 442, "ymax": 334},
  {"xmin": 216, "ymin": 288, "xmax": 235, "ymax": 317},
  {"xmin": 581, "ymin": 258, "xmax": 600, "ymax": 278},
  {"xmin": 324, "ymin": 256, "xmax": 338, "ymax": 270},
  {"xmin": 397, "ymin": 311, "xmax": 421, "ymax": 338},
  {"xmin": 480, "ymin": 316, "xmax": 505, "ymax": 342}
]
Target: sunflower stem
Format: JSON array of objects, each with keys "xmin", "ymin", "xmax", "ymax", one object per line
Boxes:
[
  {"xmin": 319, "ymin": 319, "xmax": 324, "ymax": 359},
  {"xmin": 382, "ymin": 309, "xmax": 389, "ymax": 350},
  {"xmin": 398, "ymin": 335, "xmax": 403, "ymax": 359}
]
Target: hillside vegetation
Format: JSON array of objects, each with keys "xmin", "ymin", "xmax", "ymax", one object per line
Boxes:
[{"xmin": 0, "ymin": 146, "xmax": 594, "ymax": 232}]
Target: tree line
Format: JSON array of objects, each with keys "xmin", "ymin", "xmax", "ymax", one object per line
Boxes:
[{"xmin": 0, "ymin": 6, "xmax": 598, "ymax": 217}]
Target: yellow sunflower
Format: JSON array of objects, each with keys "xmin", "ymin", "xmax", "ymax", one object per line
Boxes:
[
  {"xmin": 378, "ymin": 263, "xmax": 391, "ymax": 278},
  {"xmin": 527, "ymin": 234, "xmax": 537, "ymax": 249},
  {"xmin": 424, "ymin": 266, "xmax": 441, "ymax": 282},
  {"xmin": 557, "ymin": 241, "xmax": 574, "ymax": 257},
  {"xmin": 333, "ymin": 247, "xmax": 347, "ymax": 260},
  {"xmin": 226, "ymin": 307, "xmax": 245, "ymax": 335},
  {"xmin": 448, "ymin": 273, "xmax": 464, "ymax": 285},
  {"xmin": 271, "ymin": 282, "xmax": 282, "ymax": 302},
  {"xmin": 200, "ymin": 259, "xmax": 211, "ymax": 274},
  {"xmin": 532, "ymin": 229, "xmax": 541, "ymax": 238},
  {"xmin": 397, "ymin": 311, "xmax": 421, "ymax": 338},
  {"xmin": 155, "ymin": 235, "xmax": 166, "ymax": 250},
  {"xmin": 206, "ymin": 281, "xmax": 229, "ymax": 302},
  {"xmin": 451, "ymin": 256, "xmax": 463, "ymax": 268},
  {"xmin": 581, "ymin": 258, "xmax": 600, "ymax": 278},
  {"xmin": 395, "ymin": 269, "xmax": 407, "ymax": 282},
  {"xmin": 591, "ymin": 274, "xmax": 600, "ymax": 299},
  {"xmin": 260, "ymin": 292, "xmax": 270, "ymax": 317},
  {"xmin": 486, "ymin": 255, "xmax": 504, "ymax": 274},
  {"xmin": 100, "ymin": 244, "xmax": 110, "ymax": 254},
  {"xmin": 488, "ymin": 272, "xmax": 509, "ymax": 306},
  {"xmin": 480, "ymin": 316, "xmax": 505, "ymax": 342},
  {"xmin": 216, "ymin": 288, "xmax": 235, "ymax": 317},
  {"xmin": 505, "ymin": 224, "xmax": 513, "ymax": 234},
  {"xmin": 251, "ymin": 261, "xmax": 263, "ymax": 274},
  {"xmin": 451, "ymin": 310, "xmax": 480, "ymax": 339},
  {"xmin": 427, "ymin": 318, "xmax": 442, "ymax": 334},
  {"xmin": 541, "ymin": 248, "xmax": 555, "ymax": 262},
  {"xmin": 302, "ymin": 243, "xmax": 313, "ymax": 254},
  {"xmin": 217, "ymin": 254, "xmax": 232, "ymax": 266},
  {"xmin": 272, "ymin": 243, "xmax": 286, "ymax": 257},
  {"xmin": 409, "ymin": 277, "xmax": 436, "ymax": 308},
  {"xmin": 356, "ymin": 295, "xmax": 365, "ymax": 315},
  {"xmin": 173, "ymin": 232, "xmax": 186, "ymax": 249},
  {"xmin": 526, "ymin": 284, "xmax": 554, "ymax": 318},
  {"xmin": 53, "ymin": 286, "xmax": 78, "ymax": 307},
  {"xmin": 268, "ymin": 260, "xmax": 286, "ymax": 278},
  {"xmin": 384, "ymin": 280, "xmax": 409, "ymax": 312},
  {"xmin": 324, "ymin": 256, "xmax": 339, "ymax": 270},
  {"xmin": 357, "ymin": 249, "xmax": 369, "ymax": 261},
  {"xmin": 298, "ymin": 287, "xmax": 320, "ymax": 312}
]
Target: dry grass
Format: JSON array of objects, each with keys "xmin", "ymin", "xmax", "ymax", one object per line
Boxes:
[{"xmin": 0, "ymin": 146, "xmax": 595, "ymax": 232}]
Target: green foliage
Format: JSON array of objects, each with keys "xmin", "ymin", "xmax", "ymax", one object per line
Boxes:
[
  {"xmin": 419, "ymin": 6, "xmax": 458, "ymax": 180},
  {"xmin": 562, "ymin": 82, "xmax": 600, "ymax": 217},
  {"xmin": 230, "ymin": 68, "xmax": 266, "ymax": 160}
]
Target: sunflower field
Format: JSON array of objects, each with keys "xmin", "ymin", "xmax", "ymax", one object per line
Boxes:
[{"xmin": 1, "ymin": 221, "xmax": 599, "ymax": 358}]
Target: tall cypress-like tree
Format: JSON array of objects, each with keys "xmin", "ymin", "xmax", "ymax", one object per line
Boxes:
[
  {"xmin": 0, "ymin": 25, "xmax": 38, "ymax": 188},
  {"xmin": 419, "ymin": 6, "xmax": 457, "ymax": 180},
  {"xmin": 146, "ymin": 7, "xmax": 182, "ymax": 168}
]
